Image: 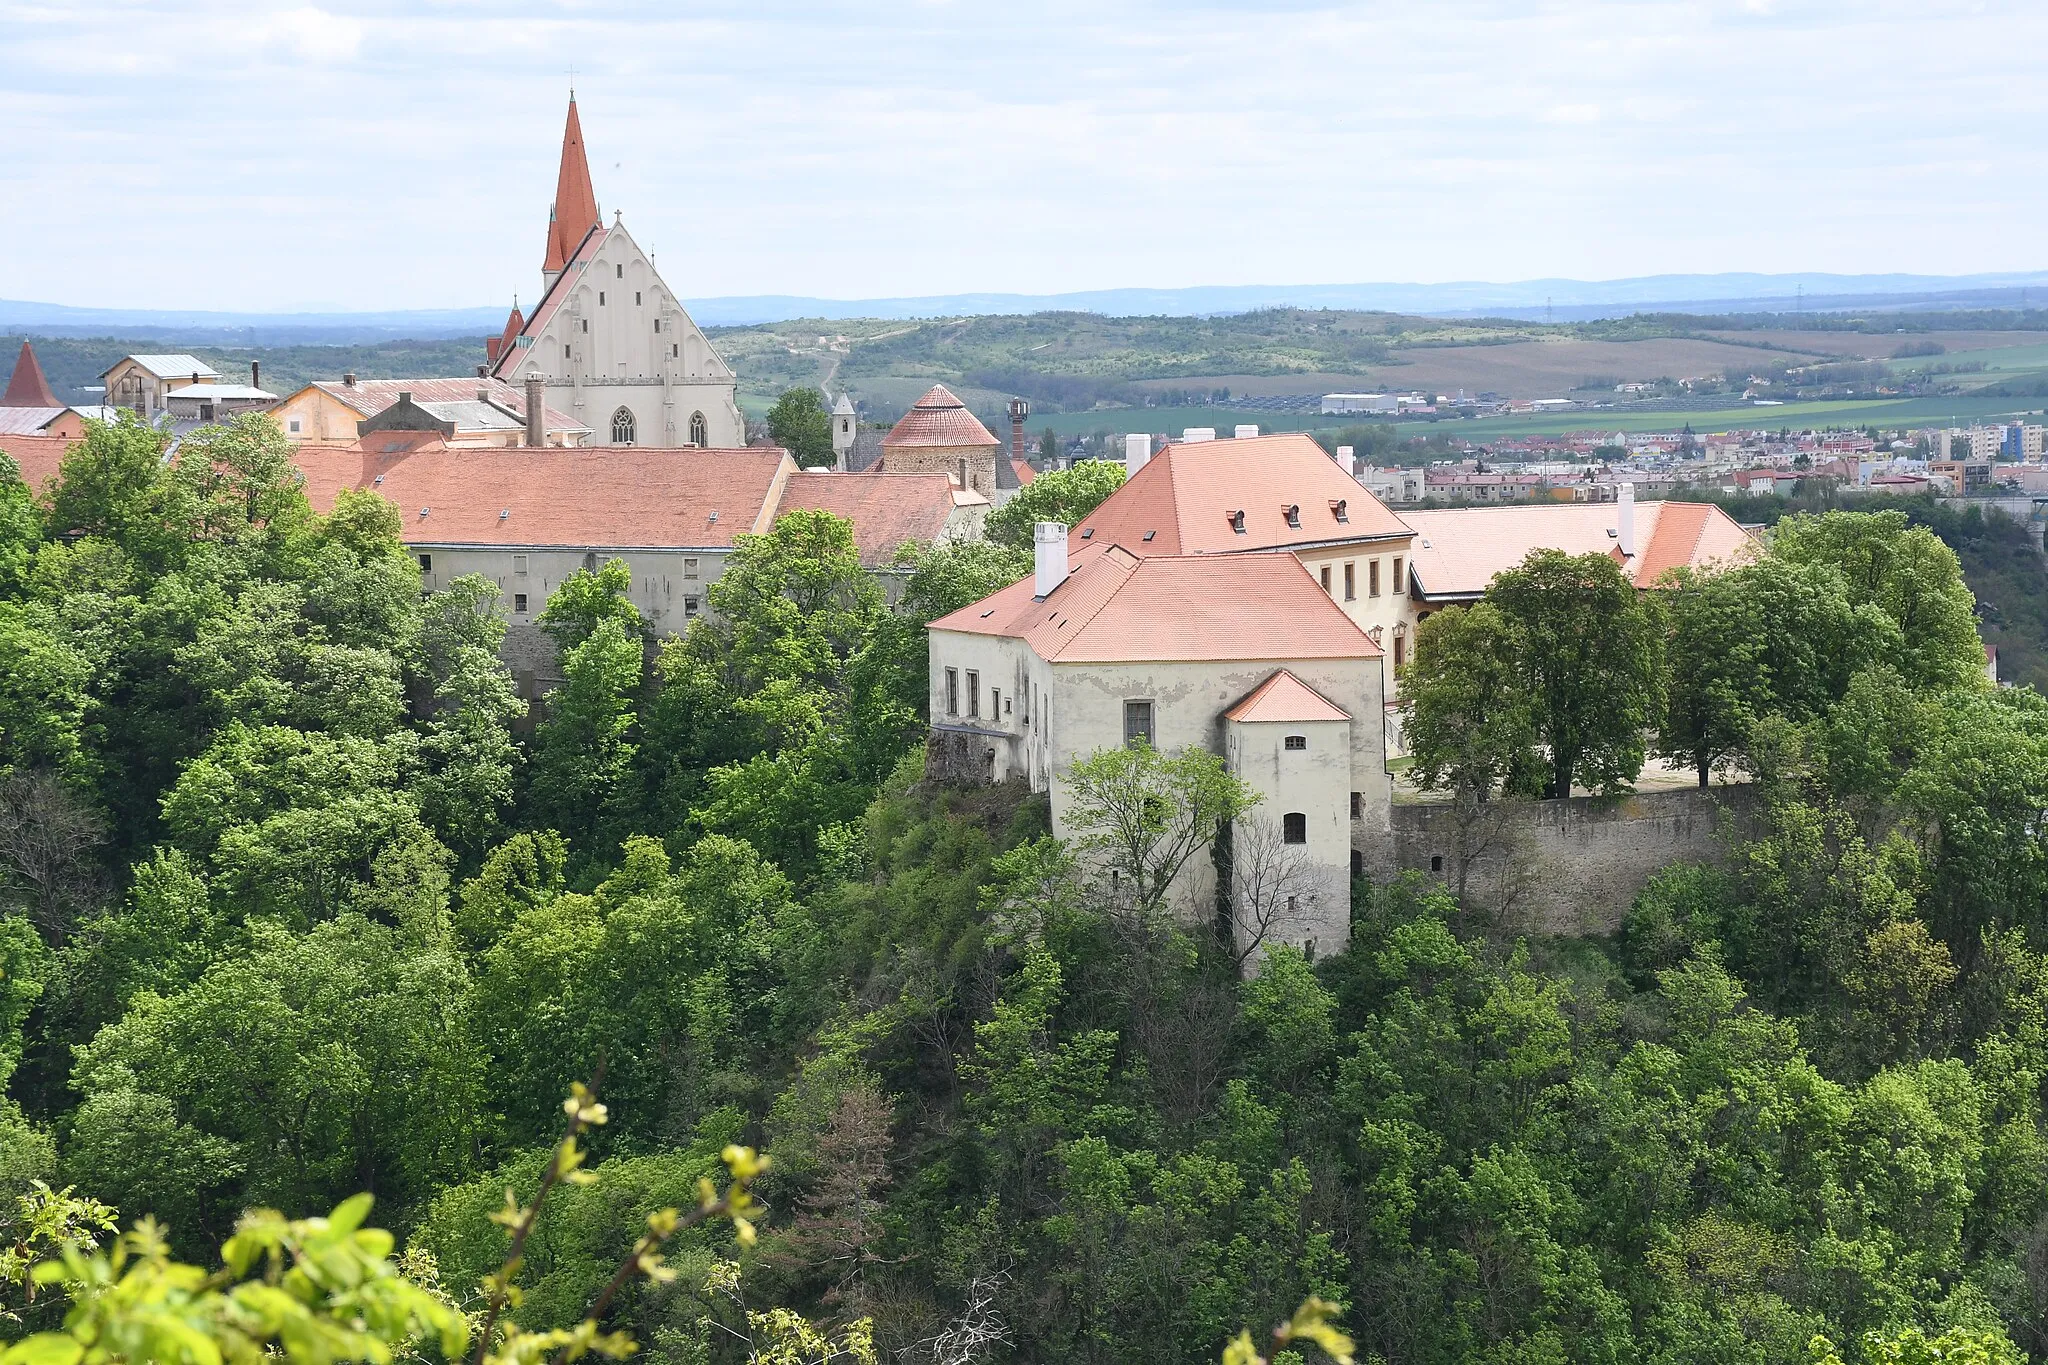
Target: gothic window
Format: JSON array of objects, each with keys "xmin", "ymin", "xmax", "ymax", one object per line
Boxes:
[
  {"xmin": 611, "ymin": 406, "xmax": 637, "ymax": 444},
  {"xmin": 689, "ymin": 411, "xmax": 708, "ymax": 446}
]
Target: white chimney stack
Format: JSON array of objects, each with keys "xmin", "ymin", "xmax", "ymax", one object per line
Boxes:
[
  {"xmin": 1182, "ymin": 427, "xmax": 1216, "ymax": 443},
  {"xmin": 1337, "ymin": 444, "xmax": 1357, "ymax": 477},
  {"xmin": 1234, "ymin": 424, "xmax": 1259, "ymax": 439},
  {"xmin": 1124, "ymin": 433, "xmax": 1151, "ymax": 476},
  {"xmin": 1034, "ymin": 522, "xmax": 1069, "ymax": 599},
  {"xmin": 1617, "ymin": 482, "xmax": 1636, "ymax": 558}
]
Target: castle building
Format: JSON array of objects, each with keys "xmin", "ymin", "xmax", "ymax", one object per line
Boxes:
[{"xmin": 486, "ymin": 97, "xmax": 743, "ymax": 449}]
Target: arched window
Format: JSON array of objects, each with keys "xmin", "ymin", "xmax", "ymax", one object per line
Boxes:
[
  {"xmin": 689, "ymin": 411, "xmax": 708, "ymax": 447},
  {"xmin": 610, "ymin": 406, "xmax": 636, "ymax": 444},
  {"xmin": 1282, "ymin": 812, "xmax": 1307, "ymax": 844}
]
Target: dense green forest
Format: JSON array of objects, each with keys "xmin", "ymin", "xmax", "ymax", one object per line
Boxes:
[{"xmin": 8, "ymin": 416, "xmax": 2048, "ymax": 1363}]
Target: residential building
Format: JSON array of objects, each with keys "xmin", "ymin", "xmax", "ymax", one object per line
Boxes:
[
  {"xmin": 1322, "ymin": 393, "xmax": 1395, "ymax": 414},
  {"xmin": 1070, "ymin": 432, "xmax": 1418, "ymax": 666},
  {"xmin": 269, "ymin": 376, "xmax": 589, "ymax": 446},
  {"xmin": 163, "ymin": 383, "xmax": 277, "ymax": 424},
  {"xmin": 1356, "ymin": 464, "xmax": 1425, "ymax": 505},
  {"xmin": 1931, "ymin": 459, "xmax": 1992, "ymax": 493},
  {"xmin": 926, "ymin": 528, "xmax": 1389, "ymax": 961},
  {"xmin": 485, "ymin": 96, "xmax": 744, "ymax": 449},
  {"xmin": 101, "ymin": 354, "xmax": 221, "ymax": 418}
]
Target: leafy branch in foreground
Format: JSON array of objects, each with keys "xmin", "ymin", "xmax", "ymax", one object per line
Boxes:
[{"xmin": 1221, "ymin": 1296, "xmax": 1355, "ymax": 1365}]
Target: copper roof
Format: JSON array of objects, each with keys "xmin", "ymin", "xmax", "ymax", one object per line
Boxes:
[
  {"xmin": 1073, "ymin": 433, "xmax": 1411, "ymax": 555},
  {"xmin": 293, "ymin": 444, "xmax": 793, "ymax": 549},
  {"xmin": 544, "ymin": 97, "xmax": 602, "ymax": 276},
  {"xmin": 773, "ymin": 471, "xmax": 965, "ymax": 566},
  {"xmin": 882, "ymin": 385, "xmax": 999, "ymax": 449},
  {"xmin": 1223, "ymin": 669, "xmax": 1352, "ymax": 723},
  {"xmin": 2, "ymin": 342, "xmax": 59, "ymax": 409},
  {"xmin": 930, "ymin": 542, "xmax": 1381, "ymax": 664},
  {"xmin": 1401, "ymin": 500, "xmax": 1755, "ymax": 599}
]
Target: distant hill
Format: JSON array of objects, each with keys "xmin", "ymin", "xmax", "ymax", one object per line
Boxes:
[{"xmin": 13, "ymin": 269, "xmax": 2048, "ymax": 338}]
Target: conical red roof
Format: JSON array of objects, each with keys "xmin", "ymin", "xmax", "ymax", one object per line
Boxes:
[
  {"xmin": 543, "ymin": 97, "xmax": 602, "ymax": 275},
  {"xmin": 882, "ymin": 384, "xmax": 999, "ymax": 448},
  {"xmin": 1, "ymin": 341, "xmax": 58, "ymax": 408}
]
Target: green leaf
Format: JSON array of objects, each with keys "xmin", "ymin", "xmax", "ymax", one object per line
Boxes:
[{"xmin": 0, "ymin": 1335, "xmax": 85, "ymax": 1365}]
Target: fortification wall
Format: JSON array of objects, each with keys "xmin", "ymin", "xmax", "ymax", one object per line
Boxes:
[{"xmin": 1388, "ymin": 786, "xmax": 1755, "ymax": 935}]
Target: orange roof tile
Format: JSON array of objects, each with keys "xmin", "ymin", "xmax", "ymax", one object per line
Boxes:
[
  {"xmin": 774, "ymin": 470, "xmax": 964, "ymax": 566},
  {"xmin": 1223, "ymin": 669, "xmax": 1352, "ymax": 723},
  {"xmin": 930, "ymin": 543, "xmax": 1380, "ymax": 664},
  {"xmin": 1401, "ymin": 500, "xmax": 1756, "ymax": 599},
  {"xmin": 293, "ymin": 444, "xmax": 793, "ymax": 548},
  {"xmin": 1012, "ymin": 458, "xmax": 1037, "ymax": 486},
  {"xmin": 0, "ymin": 434, "xmax": 71, "ymax": 493},
  {"xmin": 1073, "ymin": 433, "xmax": 1410, "ymax": 556},
  {"xmin": 2, "ymin": 342, "xmax": 59, "ymax": 409},
  {"xmin": 544, "ymin": 97, "xmax": 602, "ymax": 276},
  {"xmin": 300, "ymin": 377, "xmax": 585, "ymax": 436},
  {"xmin": 882, "ymin": 385, "xmax": 999, "ymax": 449}
]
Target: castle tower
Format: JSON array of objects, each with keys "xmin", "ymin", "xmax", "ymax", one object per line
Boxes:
[{"xmin": 831, "ymin": 392, "xmax": 856, "ymax": 471}]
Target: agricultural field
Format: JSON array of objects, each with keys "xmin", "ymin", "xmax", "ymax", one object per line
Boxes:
[{"xmin": 1703, "ymin": 328, "xmax": 2048, "ymax": 358}]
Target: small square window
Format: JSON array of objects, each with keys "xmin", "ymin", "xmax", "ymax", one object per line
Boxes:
[
  {"xmin": 287, "ymin": 417, "xmax": 301, "ymax": 434},
  {"xmin": 1431, "ymin": 855, "xmax": 1444, "ymax": 873},
  {"xmin": 514, "ymin": 592, "xmax": 528, "ymax": 612},
  {"xmin": 685, "ymin": 596, "xmax": 700, "ymax": 618},
  {"xmin": 684, "ymin": 557, "xmax": 699, "ymax": 580},
  {"xmin": 1284, "ymin": 735, "xmax": 1307, "ymax": 751},
  {"xmin": 418, "ymin": 553, "xmax": 432, "ymax": 572},
  {"xmin": 1283, "ymin": 812, "xmax": 1307, "ymax": 844}
]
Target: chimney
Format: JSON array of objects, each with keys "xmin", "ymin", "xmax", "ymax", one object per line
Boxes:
[
  {"xmin": 343, "ymin": 372, "xmax": 356, "ymax": 386},
  {"xmin": 1337, "ymin": 444, "xmax": 1356, "ymax": 477},
  {"xmin": 478, "ymin": 386, "xmax": 490, "ymax": 404},
  {"xmin": 476, "ymin": 363, "xmax": 488, "ymax": 378},
  {"xmin": 1234, "ymin": 424, "xmax": 1259, "ymax": 439},
  {"xmin": 249, "ymin": 360, "xmax": 259, "ymax": 390},
  {"xmin": 1617, "ymin": 482, "xmax": 1636, "ymax": 559},
  {"xmin": 524, "ymin": 374, "xmax": 546, "ymax": 447},
  {"xmin": 1124, "ymin": 432, "xmax": 1150, "ymax": 476},
  {"xmin": 1034, "ymin": 522, "xmax": 1068, "ymax": 599},
  {"xmin": 1008, "ymin": 397, "xmax": 1030, "ymax": 468}
]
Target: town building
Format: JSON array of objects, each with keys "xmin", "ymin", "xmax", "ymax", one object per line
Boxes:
[
  {"xmin": 485, "ymin": 97, "xmax": 743, "ymax": 449},
  {"xmin": 926, "ymin": 527, "xmax": 1389, "ymax": 960},
  {"xmin": 270, "ymin": 375, "xmax": 589, "ymax": 446},
  {"xmin": 100, "ymin": 354, "xmax": 221, "ymax": 419},
  {"xmin": 163, "ymin": 383, "xmax": 277, "ymax": 424},
  {"xmin": 0, "ymin": 342, "xmax": 116, "ymax": 439}
]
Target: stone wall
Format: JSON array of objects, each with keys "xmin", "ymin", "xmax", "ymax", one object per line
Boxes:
[{"xmin": 1388, "ymin": 786, "xmax": 1755, "ymax": 935}]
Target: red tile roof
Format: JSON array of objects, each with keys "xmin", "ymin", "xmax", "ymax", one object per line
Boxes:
[
  {"xmin": 930, "ymin": 542, "xmax": 1380, "ymax": 663},
  {"xmin": 299, "ymin": 377, "xmax": 584, "ymax": 436},
  {"xmin": 1073, "ymin": 432, "xmax": 1411, "ymax": 555},
  {"xmin": 491, "ymin": 225, "xmax": 609, "ymax": 380},
  {"xmin": 1223, "ymin": 669, "xmax": 1352, "ymax": 723},
  {"xmin": 2, "ymin": 342, "xmax": 59, "ymax": 409},
  {"xmin": 1012, "ymin": 459, "xmax": 1037, "ymax": 486},
  {"xmin": 882, "ymin": 385, "xmax": 999, "ymax": 449},
  {"xmin": 293, "ymin": 444, "xmax": 793, "ymax": 548},
  {"xmin": 773, "ymin": 471, "xmax": 963, "ymax": 565},
  {"xmin": 544, "ymin": 97, "xmax": 602, "ymax": 276},
  {"xmin": 1401, "ymin": 500, "xmax": 1755, "ymax": 599},
  {"xmin": 0, "ymin": 434, "xmax": 70, "ymax": 493}
]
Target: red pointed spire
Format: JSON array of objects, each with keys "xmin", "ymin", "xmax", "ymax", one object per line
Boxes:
[
  {"xmin": 543, "ymin": 96, "xmax": 602, "ymax": 275},
  {"xmin": 1, "ymin": 341, "xmax": 58, "ymax": 408}
]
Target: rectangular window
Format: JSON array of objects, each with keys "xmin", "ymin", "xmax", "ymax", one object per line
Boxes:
[
  {"xmin": 684, "ymin": 596, "xmax": 700, "ymax": 618},
  {"xmin": 1392, "ymin": 556, "xmax": 1405, "ymax": 593},
  {"xmin": 418, "ymin": 553, "xmax": 432, "ymax": 572},
  {"xmin": 654, "ymin": 319, "xmax": 661, "ymax": 332},
  {"xmin": 598, "ymin": 291, "xmax": 605, "ymax": 305},
  {"xmin": 966, "ymin": 670, "xmax": 980, "ymax": 718},
  {"xmin": 1283, "ymin": 812, "xmax": 1307, "ymax": 844},
  {"xmin": 580, "ymin": 319, "xmax": 588, "ymax": 333},
  {"xmin": 1124, "ymin": 700, "xmax": 1154, "ymax": 747},
  {"xmin": 513, "ymin": 554, "xmax": 528, "ymax": 575},
  {"xmin": 1369, "ymin": 559, "xmax": 1381, "ymax": 597},
  {"xmin": 991, "ymin": 687, "xmax": 1001, "ymax": 721},
  {"xmin": 635, "ymin": 291, "xmax": 642, "ymax": 305},
  {"xmin": 1343, "ymin": 562, "xmax": 1356, "ymax": 601},
  {"xmin": 514, "ymin": 592, "xmax": 528, "ymax": 613},
  {"xmin": 565, "ymin": 344, "xmax": 573, "ymax": 357},
  {"xmin": 287, "ymin": 417, "xmax": 301, "ymax": 434},
  {"xmin": 1320, "ymin": 565, "xmax": 1331, "ymax": 592},
  {"xmin": 945, "ymin": 668, "xmax": 959, "ymax": 716},
  {"xmin": 616, "ymin": 264, "xmax": 623, "ymax": 279},
  {"xmin": 1350, "ymin": 791, "xmax": 1362, "ymax": 819},
  {"xmin": 684, "ymin": 558, "xmax": 699, "ymax": 580},
  {"xmin": 1284, "ymin": 735, "xmax": 1307, "ymax": 751}
]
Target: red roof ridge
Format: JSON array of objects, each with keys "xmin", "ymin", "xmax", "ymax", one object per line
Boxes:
[{"xmin": 2, "ymin": 342, "xmax": 60, "ymax": 409}]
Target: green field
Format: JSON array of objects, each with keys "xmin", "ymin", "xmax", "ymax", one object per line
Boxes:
[{"xmin": 1023, "ymin": 394, "xmax": 2046, "ymax": 441}]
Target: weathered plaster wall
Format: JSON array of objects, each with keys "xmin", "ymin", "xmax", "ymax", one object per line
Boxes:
[{"xmin": 1389, "ymin": 786, "xmax": 1755, "ymax": 935}]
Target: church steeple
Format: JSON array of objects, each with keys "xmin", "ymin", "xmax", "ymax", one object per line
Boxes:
[
  {"xmin": 1, "ymin": 341, "xmax": 58, "ymax": 409},
  {"xmin": 542, "ymin": 94, "xmax": 602, "ymax": 286}
]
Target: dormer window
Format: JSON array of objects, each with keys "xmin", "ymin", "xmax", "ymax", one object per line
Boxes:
[
  {"xmin": 1283, "ymin": 504, "xmax": 1301, "ymax": 529},
  {"xmin": 1229, "ymin": 510, "xmax": 1246, "ymax": 534},
  {"xmin": 1331, "ymin": 499, "xmax": 1349, "ymax": 523}
]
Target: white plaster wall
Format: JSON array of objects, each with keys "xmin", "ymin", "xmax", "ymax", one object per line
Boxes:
[
  {"xmin": 927, "ymin": 629, "xmax": 1054, "ymax": 785},
  {"xmin": 414, "ymin": 544, "xmax": 730, "ymax": 639},
  {"xmin": 1295, "ymin": 539, "xmax": 1419, "ymax": 676},
  {"xmin": 1226, "ymin": 714, "xmax": 1354, "ymax": 959}
]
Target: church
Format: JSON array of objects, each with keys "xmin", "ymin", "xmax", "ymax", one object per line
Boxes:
[{"xmin": 486, "ymin": 97, "xmax": 744, "ymax": 449}]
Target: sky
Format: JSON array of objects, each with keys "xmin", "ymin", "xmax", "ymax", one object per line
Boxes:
[{"xmin": 3, "ymin": 0, "xmax": 2046, "ymax": 313}]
